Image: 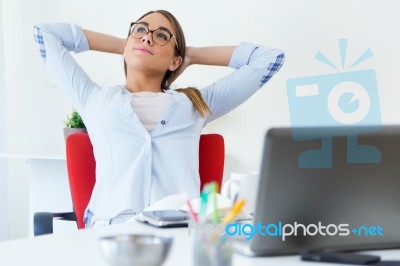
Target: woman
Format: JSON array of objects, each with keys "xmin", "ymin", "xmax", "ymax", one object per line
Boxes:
[{"xmin": 34, "ymin": 10, "xmax": 284, "ymax": 227}]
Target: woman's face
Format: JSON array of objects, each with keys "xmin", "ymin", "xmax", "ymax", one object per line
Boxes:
[{"xmin": 124, "ymin": 12, "xmax": 182, "ymax": 77}]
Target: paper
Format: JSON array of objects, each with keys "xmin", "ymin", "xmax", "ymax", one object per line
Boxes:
[
  {"xmin": 143, "ymin": 194, "xmax": 187, "ymax": 212},
  {"xmin": 142, "ymin": 194, "xmax": 252, "ymax": 221}
]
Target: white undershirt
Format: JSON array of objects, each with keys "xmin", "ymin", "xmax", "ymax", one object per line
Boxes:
[{"xmin": 130, "ymin": 92, "xmax": 172, "ymax": 132}]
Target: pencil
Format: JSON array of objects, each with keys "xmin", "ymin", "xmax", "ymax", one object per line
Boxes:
[{"xmin": 222, "ymin": 199, "xmax": 245, "ymax": 225}]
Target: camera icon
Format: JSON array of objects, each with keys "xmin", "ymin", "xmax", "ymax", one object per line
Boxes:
[{"xmin": 286, "ymin": 69, "xmax": 382, "ymax": 168}]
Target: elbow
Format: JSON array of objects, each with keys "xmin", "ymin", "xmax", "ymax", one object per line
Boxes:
[{"xmin": 258, "ymin": 51, "xmax": 285, "ymax": 88}]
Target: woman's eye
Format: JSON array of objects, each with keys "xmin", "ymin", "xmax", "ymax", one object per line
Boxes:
[
  {"xmin": 156, "ymin": 31, "xmax": 169, "ymax": 41},
  {"xmin": 135, "ymin": 26, "xmax": 147, "ymax": 33}
]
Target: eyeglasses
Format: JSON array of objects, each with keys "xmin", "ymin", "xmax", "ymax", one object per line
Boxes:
[{"xmin": 129, "ymin": 22, "xmax": 179, "ymax": 51}]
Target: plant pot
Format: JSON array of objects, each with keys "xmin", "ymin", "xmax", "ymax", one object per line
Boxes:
[{"xmin": 63, "ymin": 128, "xmax": 87, "ymax": 143}]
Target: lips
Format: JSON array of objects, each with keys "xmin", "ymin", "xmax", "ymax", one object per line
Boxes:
[{"xmin": 134, "ymin": 46, "xmax": 153, "ymax": 55}]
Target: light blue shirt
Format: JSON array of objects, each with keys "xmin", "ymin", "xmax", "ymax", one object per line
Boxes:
[{"xmin": 33, "ymin": 22, "xmax": 285, "ymax": 222}]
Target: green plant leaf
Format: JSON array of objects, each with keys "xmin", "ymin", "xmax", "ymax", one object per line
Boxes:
[{"xmin": 64, "ymin": 109, "xmax": 86, "ymax": 128}]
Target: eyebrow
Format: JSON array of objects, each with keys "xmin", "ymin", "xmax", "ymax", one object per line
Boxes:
[{"xmin": 137, "ymin": 21, "xmax": 173, "ymax": 35}]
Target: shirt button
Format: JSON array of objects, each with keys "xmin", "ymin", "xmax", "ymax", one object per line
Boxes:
[{"xmin": 161, "ymin": 120, "xmax": 166, "ymax": 125}]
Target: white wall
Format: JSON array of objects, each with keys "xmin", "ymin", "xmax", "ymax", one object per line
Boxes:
[
  {"xmin": 3, "ymin": 0, "xmax": 400, "ymax": 239},
  {"xmin": 0, "ymin": 0, "xmax": 9, "ymax": 241}
]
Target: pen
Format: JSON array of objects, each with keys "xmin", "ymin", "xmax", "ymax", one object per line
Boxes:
[
  {"xmin": 222, "ymin": 199, "xmax": 245, "ymax": 225},
  {"xmin": 200, "ymin": 185, "xmax": 210, "ymax": 220},
  {"xmin": 210, "ymin": 182, "xmax": 219, "ymax": 224},
  {"xmin": 232, "ymin": 193, "xmax": 238, "ymax": 205},
  {"xmin": 186, "ymin": 198, "xmax": 198, "ymax": 222},
  {"xmin": 210, "ymin": 199, "xmax": 246, "ymax": 242}
]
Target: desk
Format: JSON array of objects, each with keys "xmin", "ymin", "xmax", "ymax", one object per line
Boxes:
[{"xmin": 0, "ymin": 221, "xmax": 399, "ymax": 266}]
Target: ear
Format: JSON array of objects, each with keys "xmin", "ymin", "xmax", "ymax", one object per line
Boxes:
[{"xmin": 168, "ymin": 56, "xmax": 183, "ymax": 71}]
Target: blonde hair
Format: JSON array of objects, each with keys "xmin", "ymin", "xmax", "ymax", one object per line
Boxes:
[
  {"xmin": 125, "ymin": 10, "xmax": 211, "ymax": 118},
  {"xmin": 176, "ymin": 87, "xmax": 211, "ymax": 118}
]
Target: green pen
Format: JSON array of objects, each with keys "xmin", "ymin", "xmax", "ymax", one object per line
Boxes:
[
  {"xmin": 200, "ymin": 191, "xmax": 208, "ymax": 220},
  {"xmin": 200, "ymin": 184, "xmax": 210, "ymax": 221},
  {"xmin": 210, "ymin": 182, "xmax": 219, "ymax": 224}
]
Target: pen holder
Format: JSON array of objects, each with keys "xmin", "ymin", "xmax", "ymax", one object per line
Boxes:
[{"xmin": 193, "ymin": 222, "xmax": 232, "ymax": 266}]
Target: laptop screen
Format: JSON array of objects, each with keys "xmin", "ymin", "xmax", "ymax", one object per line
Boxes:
[{"xmin": 249, "ymin": 125, "xmax": 400, "ymax": 256}]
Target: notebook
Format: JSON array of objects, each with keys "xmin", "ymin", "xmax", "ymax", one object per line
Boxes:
[{"xmin": 234, "ymin": 126, "xmax": 400, "ymax": 256}]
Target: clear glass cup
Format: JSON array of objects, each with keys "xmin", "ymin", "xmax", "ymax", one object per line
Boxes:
[{"xmin": 193, "ymin": 222, "xmax": 233, "ymax": 266}]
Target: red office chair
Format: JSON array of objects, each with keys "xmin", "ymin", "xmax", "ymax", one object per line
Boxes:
[{"xmin": 34, "ymin": 133, "xmax": 224, "ymax": 234}]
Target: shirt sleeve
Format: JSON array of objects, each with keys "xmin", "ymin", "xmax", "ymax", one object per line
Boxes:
[
  {"xmin": 33, "ymin": 22, "xmax": 99, "ymax": 113},
  {"xmin": 201, "ymin": 42, "xmax": 285, "ymax": 124}
]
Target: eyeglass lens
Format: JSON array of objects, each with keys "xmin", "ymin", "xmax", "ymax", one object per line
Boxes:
[{"xmin": 131, "ymin": 23, "xmax": 171, "ymax": 46}]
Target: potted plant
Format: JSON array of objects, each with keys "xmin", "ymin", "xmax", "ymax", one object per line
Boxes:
[{"xmin": 63, "ymin": 108, "xmax": 87, "ymax": 142}]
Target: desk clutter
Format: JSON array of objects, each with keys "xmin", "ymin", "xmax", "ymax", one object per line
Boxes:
[
  {"xmin": 99, "ymin": 182, "xmax": 249, "ymax": 266},
  {"xmin": 134, "ymin": 182, "xmax": 252, "ymax": 228}
]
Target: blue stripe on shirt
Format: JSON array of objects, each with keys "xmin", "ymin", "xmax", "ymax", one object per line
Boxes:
[
  {"xmin": 259, "ymin": 53, "xmax": 285, "ymax": 87},
  {"xmin": 33, "ymin": 26, "xmax": 46, "ymax": 62}
]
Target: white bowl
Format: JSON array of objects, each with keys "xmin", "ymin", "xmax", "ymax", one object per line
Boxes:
[{"xmin": 98, "ymin": 234, "xmax": 173, "ymax": 266}]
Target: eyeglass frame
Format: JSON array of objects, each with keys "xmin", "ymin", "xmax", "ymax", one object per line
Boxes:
[{"xmin": 129, "ymin": 22, "xmax": 179, "ymax": 52}]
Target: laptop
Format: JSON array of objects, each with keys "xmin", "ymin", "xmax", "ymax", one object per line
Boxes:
[{"xmin": 234, "ymin": 125, "xmax": 400, "ymax": 256}]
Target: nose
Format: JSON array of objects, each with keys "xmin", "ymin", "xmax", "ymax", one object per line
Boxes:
[{"xmin": 141, "ymin": 32, "xmax": 153, "ymax": 45}]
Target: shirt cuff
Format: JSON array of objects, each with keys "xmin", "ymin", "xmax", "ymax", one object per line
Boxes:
[
  {"xmin": 228, "ymin": 42, "xmax": 257, "ymax": 69},
  {"xmin": 70, "ymin": 22, "xmax": 89, "ymax": 53}
]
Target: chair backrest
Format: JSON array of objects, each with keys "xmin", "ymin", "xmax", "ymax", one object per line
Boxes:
[
  {"xmin": 66, "ymin": 133, "xmax": 96, "ymax": 229},
  {"xmin": 198, "ymin": 134, "xmax": 225, "ymax": 191},
  {"xmin": 66, "ymin": 133, "xmax": 224, "ymax": 229}
]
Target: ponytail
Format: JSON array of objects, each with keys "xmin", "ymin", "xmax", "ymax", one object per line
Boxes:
[{"xmin": 175, "ymin": 87, "xmax": 211, "ymax": 118}]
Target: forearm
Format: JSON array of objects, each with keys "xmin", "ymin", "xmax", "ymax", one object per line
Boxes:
[
  {"xmin": 83, "ymin": 29, "xmax": 125, "ymax": 55},
  {"xmin": 33, "ymin": 23, "xmax": 97, "ymax": 112},
  {"xmin": 187, "ymin": 46, "xmax": 236, "ymax": 66}
]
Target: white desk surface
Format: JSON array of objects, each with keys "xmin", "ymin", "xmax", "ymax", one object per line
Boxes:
[{"xmin": 0, "ymin": 221, "xmax": 399, "ymax": 266}]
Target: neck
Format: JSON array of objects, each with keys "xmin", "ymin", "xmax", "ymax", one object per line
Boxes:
[{"xmin": 125, "ymin": 72, "xmax": 164, "ymax": 93}]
